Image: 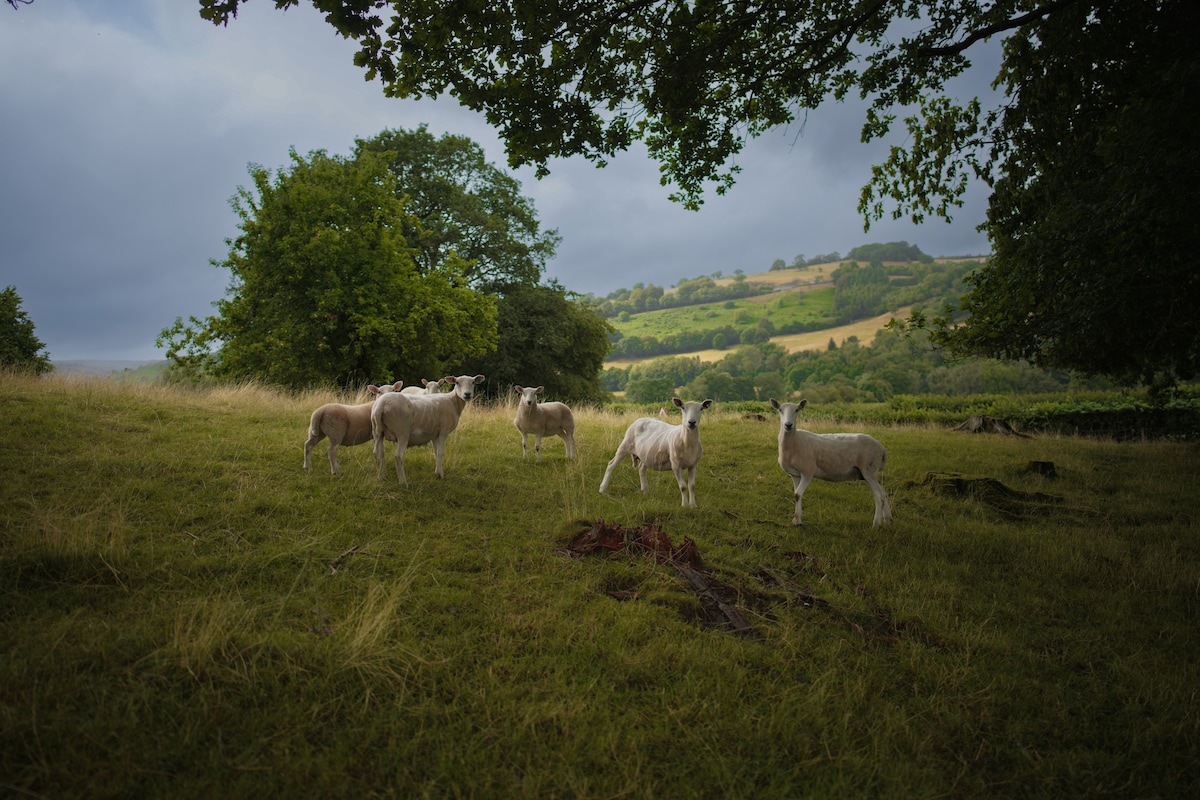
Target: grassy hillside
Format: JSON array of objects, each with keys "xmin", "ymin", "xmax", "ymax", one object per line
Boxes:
[
  {"xmin": 604, "ymin": 259, "xmax": 976, "ymax": 366},
  {"xmin": 2, "ymin": 372, "xmax": 1198, "ymax": 798}
]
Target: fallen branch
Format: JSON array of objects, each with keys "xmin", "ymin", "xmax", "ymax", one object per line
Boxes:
[{"xmin": 328, "ymin": 544, "xmax": 360, "ymax": 575}]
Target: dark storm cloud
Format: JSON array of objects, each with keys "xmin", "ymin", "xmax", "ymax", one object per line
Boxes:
[{"xmin": 0, "ymin": 0, "xmax": 995, "ymax": 361}]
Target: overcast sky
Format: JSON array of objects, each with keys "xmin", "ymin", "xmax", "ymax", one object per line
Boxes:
[{"xmin": 1, "ymin": 0, "xmax": 998, "ymax": 362}]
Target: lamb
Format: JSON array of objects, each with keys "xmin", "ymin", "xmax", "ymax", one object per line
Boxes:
[
  {"xmin": 769, "ymin": 398, "xmax": 892, "ymax": 527},
  {"xmin": 599, "ymin": 397, "xmax": 713, "ymax": 507},
  {"xmin": 513, "ymin": 385, "xmax": 576, "ymax": 461},
  {"xmin": 401, "ymin": 378, "xmax": 443, "ymax": 395},
  {"xmin": 303, "ymin": 381, "xmax": 403, "ymax": 475},
  {"xmin": 372, "ymin": 374, "xmax": 486, "ymax": 484}
]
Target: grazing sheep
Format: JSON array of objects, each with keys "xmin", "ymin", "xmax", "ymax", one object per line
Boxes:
[
  {"xmin": 599, "ymin": 397, "xmax": 713, "ymax": 507},
  {"xmin": 372, "ymin": 374, "xmax": 486, "ymax": 484},
  {"xmin": 303, "ymin": 381, "xmax": 403, "ymax": 475},
  {"xmin": 513, "ymin": 385, "xmax": 576, "ymax": 461},
  {"xmin": 401, "ymin": 378, "xmax": 443, "ymax": 395},
  {"xmin": 769, "ymin": 398, "xmax": 892, "ymax": 527}
]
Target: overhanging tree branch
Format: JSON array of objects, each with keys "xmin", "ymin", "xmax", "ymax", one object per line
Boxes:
[{"xmin": 919, "ymin": 0, "xmax": 1082, "ymax": 57}]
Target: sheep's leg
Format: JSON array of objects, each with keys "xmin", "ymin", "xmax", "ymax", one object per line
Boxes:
[
  {"xmin": 433, "ymin": 438, "xmax": 446, "ymax": 478},
  {"xmin": 792, "ymin": 473, "xmax": 813, "ymax": 525},
  {"xmin": 686, "ymin": 465, "xmax": 697, "ymax": 508},
  {"xmin": 520, "ymin": 431, "xmax": 529, "ymax": 459},
  {"xmin": 673, "ymin": 464, "xmax": 696, "ymax": 507},
  {"xmin": 599, "ymin": 447, "xmax": 630, "ymax": 494},
  {"xmin": 534, "ymin": 433, "xmax": 543, "ymax": 462},
  {"xmin": 637, "ymin": 459, "xmax": 650, "ymax": 493},
  {"xmin": 393, "ymin": 441, "xmax": 408, "ymax": 485},
  {"xmin": 373, "ymin": 436, "xmax": 387, "ymax": 480},
  {"xmin": 327, "ymin": 443, "xmax": 340, "ymax": 476},
  {"xmin": 563, "ymin": 432, "xmax": 576, "ymax": 459},
  {"xmin": 863, "ymin": 472, "xmax": 892, "ymax": 527},
  {"xmin": 303, "ymin": 435, "xmax": 319, "ymax": 473}
]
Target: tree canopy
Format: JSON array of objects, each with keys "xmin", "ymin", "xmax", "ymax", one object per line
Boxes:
[
  {"xmin": 0, "ymin": 286, "xmax": 52, "ymax": 375},
  {"xmin": 354, "ymin": 127, "xmax": 560, "ymax": 293},
  {"xmin": 199, "ymin": 0, "xmax": 1200, "ymax": 385},
  {"xmin": 158, "ymin": 147, "xmax": 498, "ymax": 389}
]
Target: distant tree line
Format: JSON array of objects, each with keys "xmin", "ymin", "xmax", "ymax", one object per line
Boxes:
[
  {"xmin": 585, "ymin": 274, "xmax": 770, "ymax": 319},
  {"xmin": 603, "ymin": 328, "xmax": 1114, "ymax": 404}
]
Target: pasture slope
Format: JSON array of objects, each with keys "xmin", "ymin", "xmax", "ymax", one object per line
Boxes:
[
  {"xmin": 2, "ymin": 371, "xmax": 1198, "ymax": 798},
  {"xmin": 602, "ymin": 258, "xmax": 976, "ymax": 368}
]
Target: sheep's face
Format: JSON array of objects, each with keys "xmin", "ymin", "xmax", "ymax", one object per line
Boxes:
[
  {"xmin": 420, "ymin": 378, "xmax": 443, "ymax": 394},
  {"xmin": 515, "ymin": 385, "xmax": 544, "ymax": 407},
  {"xmin": 770, "ymin": 398, "xmax": 809, "ymax": 432},
  {"xmin": 673, "ymin": 397, "xmax": 713, "ymax": 430},
  {"xmin": 446, "ymin": 374, "xmax": 486, "ymax": 401}
]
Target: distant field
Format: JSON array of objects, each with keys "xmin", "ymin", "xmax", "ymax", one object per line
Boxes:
[
  {"xmin": 606, "ymin": 307, "xmax": 910, "ymax": 369},
  {"xmin": 609, "ymin": 285, "xmax": 836, "ymax": 341}
]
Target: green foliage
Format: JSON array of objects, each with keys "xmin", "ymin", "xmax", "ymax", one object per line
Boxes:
[
  {"xmin": 158, "ymin": 148, "xmax": 497, "ymax": 389},
  {"xmin": 845, "ymin": 241, "xmax": 932, "ymax": 263},
  {"xmin": 461, "ymin": 282, "xmax": 612, "ymax": 404},
  {"xmin": 623, "ymin": 376, "xmax": 674, "ymax": 404},
  {"xmin": 353, "ymin": 127, "xmax": 561, "ymax": 293},
  {"xmin": 4, "ymin": 373, "xmax": 1200, "ymax": 796},
  {"xmin": 0, "ymin": 286, "xmax": 52, "ymax": 374}
]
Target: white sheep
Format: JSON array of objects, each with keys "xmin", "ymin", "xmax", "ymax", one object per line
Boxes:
[
  {"xmin": 303, "ymin": 381, "xmax": 403, "ymax": 475},
  {"xmin": 769, "ymin": 398, "xmax": 892, "ymax": 527},
  {"xmin": 599, "ymin": 397, "xmax": 713, "ymax": 507},
  {"xmin": 372, "ymin": 374, "xmax": 486, "ymax": 484},
  {"xmin": 401, "ymin": 378, "xmax": 443, "ymax": 395},
  {"xmin": 513, "ymin": 385, "xmax": 576, "ymax": 461}
]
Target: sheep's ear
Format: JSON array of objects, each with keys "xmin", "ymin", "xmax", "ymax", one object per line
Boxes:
[
  {"xmin": 798, "ymin": 399, "xmax": 808, "ymax": 409},
  {"xmin": 672, "ymin": 397, "xmax": 684, "ymax": 408},
  {"xmin": 769, "ymin": 398, "xmax": 780, "ymax": 410},
  {"xmin": 514, "ymin": 385, "xmax": 523, "ymax": 393},
  {"xmin": 536, "ymin": 386, "xmax": 544, "ymax": 394},
  {"xmin": 441, "ymin": 376, "xmax": 455, "ymax": 384},
  {"xmin": 368, "ymin": 385, "xmax": 380, "ymax": 394},
  {"xmin": 701, "ymin": 399, "xmax": 713, "ymax": 409},
  {"xmin": 393, "ymin": 381, "xmax": 404, "ymax": 391},
  {"xmin": 474, "ymin": 374, "xmax": 486, "ymax": 383}
]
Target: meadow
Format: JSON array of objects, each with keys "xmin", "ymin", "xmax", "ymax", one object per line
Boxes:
[
  {"xmin": 608, "ymin": 285, "xmax": 836, "ymax": 341},
  {"xmin": 2, "ymin": 372, "xmax": 1198, "ymax": 798}
]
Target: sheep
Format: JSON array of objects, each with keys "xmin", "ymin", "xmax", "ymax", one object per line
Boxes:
[
  {"xmin": 599, "ymin": 397, "xmax": 713, "ymax": 507},
  {"xmin": 769, "ymin": 398, "xmax": 892, "ymax": 527},
  {"xmin": 401, "ymin": 378, "xmax": 443, "ymax": 395},
  {"xmin": 372, "ymin": 374, "xmax": 486, "ymax": 484},
  {"xmin": 513, "ymin": 385, "xmax": 576, "ymax": 461},
  {"xmin": 303, "ymin": 381, "xmax": 403, "ymax": 475}
]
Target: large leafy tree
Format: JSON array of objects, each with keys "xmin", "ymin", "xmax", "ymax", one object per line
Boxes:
[
  {"xmin": 0, "ymin": 286, "xmax": 53, "ymax": 374},
  {"xmin": 354, "ymin": 127, "xmax": 560, "ymax": 293},
  {"xmin": 200, "ymin": 0, "xmax": 1200, "ymax": 384},
  {"xmin": 158, "ymin": 148, "xmax": 497, "ymax": 389},
  {"xmin": 462, "ymin": 282, "xmax": 613, "ymax": 403}
]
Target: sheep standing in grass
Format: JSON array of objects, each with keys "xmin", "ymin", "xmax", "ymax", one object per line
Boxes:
[
  {"xmin": 303, "ymin": 381, "xmax": 403, "ymax": 475},
  {"xmin": 769, "ymin": 398, "xmax": 892, "ymax": 527},
  {"xmin": 513, "ymin": 385, "xmax": 576, "ymax": 461},
  {"xmin": 372, "ymin": 374, "xmax": 485, "ymax": 484},
  {"xmin": 599, "ymin": 397, "xmax": 713, "ymax": 507},
  {"xmin": 401, "ymin": 378, "xmax": 443, "ymax": 395}
]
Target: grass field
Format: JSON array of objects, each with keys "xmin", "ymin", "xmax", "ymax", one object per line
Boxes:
[
  {"xmin": 609, "ymin": 285, "xmax": 836, "ymax": 341},
  {"xmin": 2, "ymin": 372, "xmax": 1198, "ymax": 798},
  {"xmin": 606, "ymin": 308, "xmax": 909, "ymax": 369}
]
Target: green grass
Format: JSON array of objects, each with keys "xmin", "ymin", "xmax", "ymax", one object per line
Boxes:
[
  {"xmin": 2, "ymin": 372, "xmax": 1198, "ymax": 798},
  {"xmin": 609, "ymin": 286, "xmax": 836, "ymax": 340}
]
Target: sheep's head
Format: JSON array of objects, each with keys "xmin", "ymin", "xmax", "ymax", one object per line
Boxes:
[
  {"xmin": 445, "ymin": 374, "xmax": 486, "ymax": 401},
  {"xmin": 769, "ymin": 398, "xmax": 809, "ymax": 432},
  {"xmin": 673, "ymin": 397, "xmax": 713, "ymax": 430},
  {"xmin": 515, "ymin": 385, "xmax": 544, "ymax": 407},
  {"xmin": 368, "ymin": 381, "xmax": 403, "ymax": 396},
  {"xmin": 420, "ymin": 378, "xmax": 444, "ymax": 394}
]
